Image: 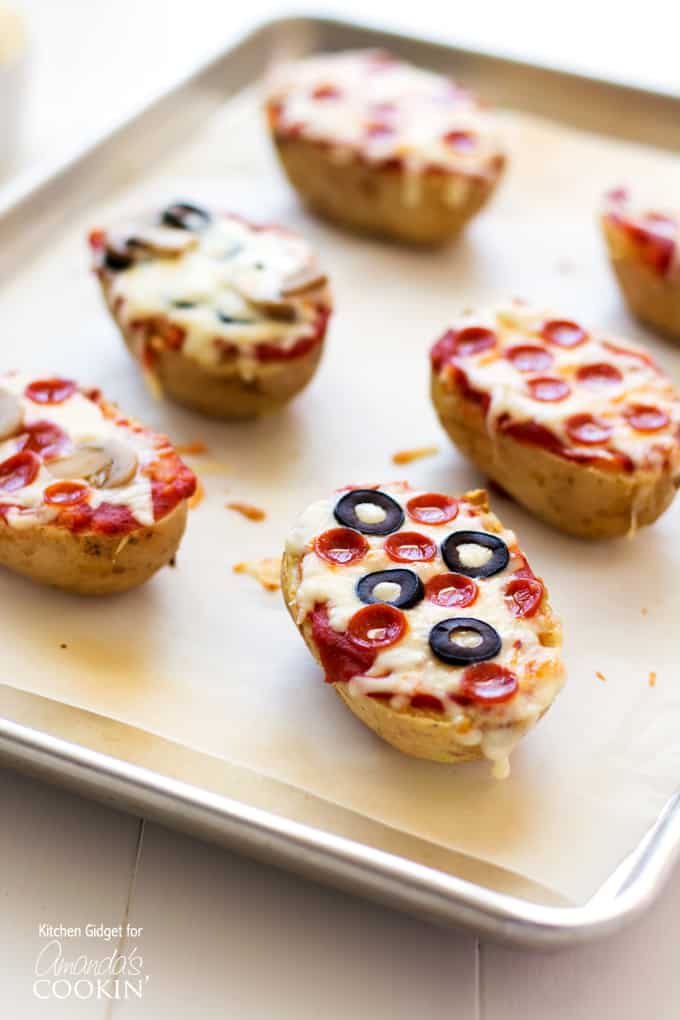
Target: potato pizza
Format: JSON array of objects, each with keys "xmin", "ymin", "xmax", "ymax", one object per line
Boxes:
[
  {"xmin": 265, "ymin": 50, "xmax": 505, "ymax": 245},
  {"xmin": 89, "ymin": 203, "xmax": 332, "ymax": 418},
  {"xmin": 430, "ymin": 300, "xmax": 680, "ymax": 538},
  {"xmin": 0, "ymin": 373, "xmax": 196, "ymax": 594},
  {"xmin": 601, "ymin": 188, "xmax": 680, "ymax": 341},
  {"xmin": 282, "ymin": 482, "xmax": 564, "ymax": 777}
]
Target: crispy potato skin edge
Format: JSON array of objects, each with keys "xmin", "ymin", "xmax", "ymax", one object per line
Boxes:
[
  {"xmin": 431, "ymin": 371, "xmax": 679, "ymax": 539},
  {"xmin": 280, "ymin": 500, "xmax": 562, "ymax": 764},
  {"xmin": 0, "ymin": 500, "xmax": 189, "ymax": 595},
  {"xmin": 272, "ymin": 134, "xmax": 502, "ymax": 245},
  {"xmin": 602, "ymin": 218, "xmax": 680, "ymax": 342}
]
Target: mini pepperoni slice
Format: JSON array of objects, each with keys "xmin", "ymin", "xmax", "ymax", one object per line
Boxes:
[
  {"xmin": 576, "ymin": 362, "xmax": 623, "ymax": 387},
  {"xmin": 624, "ymin": 405, "xmax": 670, "ymax": 433},
  {"xmin": 312, "ymin": 83, "xmax": 342, "ymax": 100},
  {"xmin": 384, "ymin": 531, "xmax": 437, "ymax": 563},
  {"xmin": 506, "ymin": 345, "xmax": 553, "ymax": 373},
  {"xmin": 44, "ymin": 481, "xmax": 89, "ymax": 507},
  {"xmin": 0, "ymin": 450, "xmax": 41, "ymax": 491},
  {"xmin": 505, "ymin": 577, "xmax": 543, "ymax": 618},
  {"xmin": 528, "ymin": 376, "xmax": 571, "ymax": 402},
  {"xmin": 443, "ymin": 130, "xmax": 477, "ymax": 151},
  {"xmin": 406, "ymin": 492, "xmax": 459, "ymax": 525},
  {"xmin": 314, "ymin": 528, "xmax": 369, "ymax": 566},
  {"xmin": 455, "ymin": 663, "xmax": 518, "ymax": 706},
  {"xmin": 25, "ymin": 378, "xmax": 77, "ymax": 405},
  {"xmin": 347, "ymin": 604, "xmax": 407, "ymax": 650},
  {"xmin": 540, "ymin": 320, "xmax": 588, "ymax": 349},
  {"xmin": 425, "ymin": 572, "xmax": 478, "ymax": 609},
  {"xmin": 565, "ymin": 414, "xmax": 613, "ymax": 445},
  {"xmin": 20, "ymin": 420, "xmax": 69, "ymax": 460},
  {"xmin": 454, "ymin": 326, "xmax": 497, "ymax": 358}
]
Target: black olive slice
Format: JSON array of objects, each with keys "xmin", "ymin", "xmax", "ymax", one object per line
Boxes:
[
  {"xmin": 161, "ymin": 202, "xmax": 212, "ymax": 232},
  {"xmin": 334, "ymin": 490, "xmax": 405, "ymax": 536},
  {"xmin": 356, "ymin": 569, "xmax": 424, "ymax": 610},
  {"xmin": 217, "ymin": 311, "xmax": 256, "ymax": 325},
  {"xmin": 441, "ymin": 530, "xmax": 509, "ymax": 578},
  {"xmin": 429, "ymin": 617, "xmax": 501, "ymax": 665},
  {"xmin": 172, "ymin": 300, "xmax": 197, "ymax": 309},
  {"xmin": 103, "ymin": 250, "xmax": 133, "ymax": 272}
]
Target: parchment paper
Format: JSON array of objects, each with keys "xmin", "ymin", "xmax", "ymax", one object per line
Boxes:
[{"xmin": 1, "ymin": 89, "xmax": 679, "ymax": 902}]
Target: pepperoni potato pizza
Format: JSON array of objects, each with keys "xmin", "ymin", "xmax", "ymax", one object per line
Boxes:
[
  {"xmin": 282, "ymin": 482, "xmax": 564, "ymax": 777},
  {"xmin": 601, "ymin": 188, "xmax": 680, "ymax": 341},
  {"xmin": 265, "ymin": 50, "xmax": 505, "ymax": 245},
  {"xmin": 89, "ymin": 203, "xmax": 332, "ymax": 419},
  {"xmin": 0, "ymin": 373, "xmax": 196, "ymax": 594},
  {"xmin": 430, "ymin": 300, "xmax": 680, "ymax": 539}
]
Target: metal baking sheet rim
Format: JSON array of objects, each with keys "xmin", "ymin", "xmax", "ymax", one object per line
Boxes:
[{"xmin": 1, "ymin": 13, "xmax": 680, "ymax": 947}]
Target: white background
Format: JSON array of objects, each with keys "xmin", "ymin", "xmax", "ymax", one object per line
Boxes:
[{"xmin": 2, "ymin": 0, "xmax": 680, "ymax": 1015}]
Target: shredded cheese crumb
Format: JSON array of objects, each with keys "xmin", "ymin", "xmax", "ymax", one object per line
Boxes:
[
  {"xmin": 596, "ymin": 671, "xmax": 607, "ymax": 683},
  {"xmin": 391, "ymin": 445, "xmax": 439, "ymax": 465},
  {"xmin": 227, "ymin": 502, "xmax": 267, "ymax": 522},
  {"xmin": 176, "ymin": 441, "xmax": 209, "ymax": 455},
  {"xmin": 648, "ymin": 671, "xmax": 657, "ymax": 688},
  {"xmin": 233, "ymin": 557, "xmax": 281, "ymax": 591}
]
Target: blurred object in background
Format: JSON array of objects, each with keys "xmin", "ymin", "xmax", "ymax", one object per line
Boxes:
[{"xmin": 0, "ymin": 3, "xmax": 27, "ymax": 172}]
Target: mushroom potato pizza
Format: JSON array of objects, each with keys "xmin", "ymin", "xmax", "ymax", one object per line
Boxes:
[
  {"xmin": 430, "ymin": 301, "xmax": 680, "ymax": 539},
  {"xmin": 265, "ymin": 50, "xmax": 505, "ymax": 245},
  {"xmin": 602, "ymin": 188, "xmax": 680, "ymax": 342},
  {"xmin": 89, "ymin": 203, "xmax": 332, "ymax": 418},
  {"xmin": 0, "ymin": 373, "xmax": 196, "ymax": 594},
  {"xmin": 282, "ymin": 482, "xmax": 564, "ymax": 777}
]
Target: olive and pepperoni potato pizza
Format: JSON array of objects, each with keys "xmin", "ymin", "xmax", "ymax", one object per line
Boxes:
[
  {"xmin": 0, "ymin": 373, "xmax": 195, "ymax": 594},
  {"xmin": 265, "ymin": 50, "xmax": 505, "ymax": 245},
  {"xmin": 89, "ymin": 203, "xmax": 332, "ymax": 419},
  {"xmin": 601, "ymin": 188, "xmax": 680, "ymax": 342},
  {"xmin": 430, "ymin": 301, "xmax": 680, "ymax": 539},
  {"xmin": 282, "ymin": 482, "xmax": 564, "ymax": 777}
]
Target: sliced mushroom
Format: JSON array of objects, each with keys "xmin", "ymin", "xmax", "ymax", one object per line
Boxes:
[
  {"xmin": 48, "ymin": 438, "xmax": 138, "ymax": 489},
  {"xmin": 105, "ymin": 225, "xmax": 198, "ymax": 269},
  {"xmin": 0, "ymin": 388, "xmax": 23, "ymax": 440}
]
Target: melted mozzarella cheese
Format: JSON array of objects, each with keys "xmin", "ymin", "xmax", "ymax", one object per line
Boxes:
[
  {"xmin": 0, "ymin": 373, "xmax": 155, "ymax": 528},
  {"xmin": 267, "ymin": 50, "xmax": 504, "ymax": 202},
  {"xmin": 286, "ymin": 481, "xmax": 565, "ymax": 772},
  {"xmin": 440, "ymin": 300, "xmax": 680, "ymax": 472},
  {"xmin": 110, "ymin": 215, "xmax": 324, "ymax": 373}
]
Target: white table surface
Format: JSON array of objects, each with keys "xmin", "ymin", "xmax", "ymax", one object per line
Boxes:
[{"xmin": 2, "ymin": 1, "xmax": 680, "ymax": 1015}]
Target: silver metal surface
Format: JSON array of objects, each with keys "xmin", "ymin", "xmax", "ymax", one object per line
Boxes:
[{"xmin": 1, "ymin": 13, "xmax": 679, "ymax": 946}]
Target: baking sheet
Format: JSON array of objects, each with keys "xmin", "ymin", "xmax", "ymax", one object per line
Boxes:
[{"xmin": 1, "ymin": 86, "xmax": 679, "ymax": 903}]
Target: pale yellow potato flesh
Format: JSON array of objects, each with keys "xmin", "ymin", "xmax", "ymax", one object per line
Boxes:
[
  {"xmin": 273, "ymin": 135, "xmax": 500, "ymax": 245},
  {"xmin": 431, "ymin": 372, "xmax": 679, "ymax": 539},
  {"xmin": 602, "ymin": 216, "xmax": 680, "ymax": 342},
  {"xmin": 280, "ymin": 490, "xmax": 562, "ymax": 764},
  {"xmin": 0, "ymin": 500, "xmax": 188, "ymax": 595}
]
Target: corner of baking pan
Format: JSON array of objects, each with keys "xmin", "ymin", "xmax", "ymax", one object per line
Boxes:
[{"xmin": 0, "ymin": 714, "xmax": 678, "ymax": 948}]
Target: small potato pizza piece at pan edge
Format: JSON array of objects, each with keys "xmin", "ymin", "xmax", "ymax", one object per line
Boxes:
[
  {"xmin": 281, "ymin": 481, "xmax": 564, "ymax": 778},
  {"xmin": 429, "ymin": 300, "xmax": 680, "ymax": 539},
  {"xmin": 601, "ymin": 188, "xmax": 680, "ymax": 342},
  {"xmin": 89, "ymin": 203, "xmax": 333, "ymax": 419},
  {"xmin": 265, "ymin": 50, "xmax": 505, "ymax": 245},
  {"xmin": 0, "ymin": 372, "xmax": 196, "ymax": 594}
]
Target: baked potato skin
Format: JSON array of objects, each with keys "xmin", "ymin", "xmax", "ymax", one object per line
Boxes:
[
  {"xmin": 0, "ymin": 501, "xmax": 187, "ymax": 596},
  {"xmin": 95, "ymin": 274, "xmax": 328, "ymax": 420},
  {"xmin": 602, "ymin": 217, "xmax": 680, "ymax": 341},
  {"xmin": 281, "ymin": 533, "xmax": 558, "ymax": 764},
  {"xmin": 273, "ymin": 134, "xmax": 499, "ymax": 246},
  {"xmin": 431, "ymin": 372, "xmax": 678, "ymax": 539}
]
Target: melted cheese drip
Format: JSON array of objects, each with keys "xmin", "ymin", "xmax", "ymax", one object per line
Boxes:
[
  {"xmin": 440, "ymin": 300, "xmax": 680, "ymax": 473},
  {"xmin": 110, "ymin": 216, "xmax": 323, "ymax": 376},
  {"xmin": 267, "ymin": 50, "xmax": 504, "ymax": 203},
  {"xmin": 0, "ymin": 374, "xmax": 155, "ymax": 528},
  {"xmin": 286, "ymin": 481, "xmax": 565, "ymax": 774}
]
